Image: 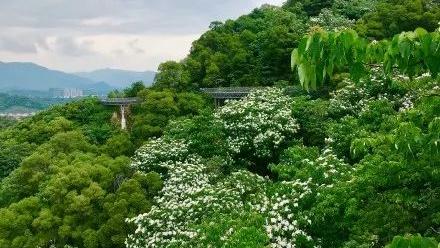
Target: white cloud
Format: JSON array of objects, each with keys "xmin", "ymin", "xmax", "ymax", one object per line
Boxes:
[
  {"xmin": 80, "ymin": 17, "xmax": 130, "ymax": 27},
  {"xmin": 43, "ymin": 36, "xmax": 96, "ymax": 57},
  {"xmin": 0, "ymin": 0, "xmax": 285, "ymax": 72},
  {"xmin": 1, "ymin": 34, "xmax": 199, "ymax": 72}
]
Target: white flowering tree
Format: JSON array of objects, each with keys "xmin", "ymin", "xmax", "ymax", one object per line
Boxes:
[
  {"xmin": 125, "ymin": 153, "xmax": 320, "ymax": 248},
  {"xmin": 309, "ymin": 8, "xmax": 354, "ymax": 32},
  {"xmin": 125, "ymin": 87, "xmax": 356, "ymax": 248},
  {"xmin": 215, "ymin": 88, "xmax": 299, "ymax": 170},
  {"xmin": 130, "ymin": 137, "xmax": 190, "ymax": 174},
  {"xmin": 126, "ymin": 143, "xmax": 351, "ymax": 247}
]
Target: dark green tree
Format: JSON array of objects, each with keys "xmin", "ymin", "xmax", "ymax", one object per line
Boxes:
[
  {"xmin": 123, "ymin": 81, "xmax": 146, "ymax": 97},
  {"xmin": 0, "ymin": 131, "xmax": 162, "ymax": 248},
  {"xmin": 153, "ymin": 61, "xmax": 191, "ymax": 91},
  {"xmin": 355, "ymin": 0, "xmax": 440, "ymax": 39}
]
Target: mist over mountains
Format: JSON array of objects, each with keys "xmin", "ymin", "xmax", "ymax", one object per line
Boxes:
[{"xmin": 0, "ymin": 61, "xmax": 156, "ymax": 95}]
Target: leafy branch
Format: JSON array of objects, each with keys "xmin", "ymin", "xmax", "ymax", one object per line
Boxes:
[{"xmin": 291, "ymin": 28, "xmax": 440, "ymax": 90}]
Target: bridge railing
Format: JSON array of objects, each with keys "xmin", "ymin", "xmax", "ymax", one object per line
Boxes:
[
  {"xmin": 200, "ymin": 87, "xmax": 255, "ymax": 99},
  {"xmin": 99, "ymin": 97, "xmax": 142, "ymax": 105}
]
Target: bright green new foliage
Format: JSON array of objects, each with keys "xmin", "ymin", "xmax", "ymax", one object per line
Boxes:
[
  {"xmin": 291, "ymin": 28, "xmax": 440, "ymax": 90},
  {"xmin": 385, "ymin": 234, "xmax": 439, "ymax": 248}
]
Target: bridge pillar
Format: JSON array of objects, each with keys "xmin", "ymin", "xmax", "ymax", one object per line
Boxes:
[
  {"xmin": 99, "ymin": 98, "xmax": 141, "ymax": 130},
  {"xmin": 120, "ymin": 105, "xmax": 127, "ymax": 130}
]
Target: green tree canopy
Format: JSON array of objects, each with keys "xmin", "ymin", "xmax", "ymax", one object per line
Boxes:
[
  {"xmin": 123, "ymin": 81, "xmax": 146, "ymax": 97},
  {"xmin": 355, "ymin": 0, "xmax": 440, "ymax": 39},
  {"xmin": 0, "ymin": 131, "xmax": 162, "ymax": 248},
  {"xmin": 153, "ymin": 61, "xmax": 191, "ymax": 91}
]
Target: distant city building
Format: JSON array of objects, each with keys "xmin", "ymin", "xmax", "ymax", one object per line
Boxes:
[
  {"xmin": 49, "ymin": 88, "xmax": 84, "ymax": 98},
  {"xmin": 49, "ymin": 88, "xmax": 64, "ymax": 98}
]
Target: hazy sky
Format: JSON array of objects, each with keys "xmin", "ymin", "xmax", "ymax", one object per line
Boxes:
[{"xmin": 0, "ymin": 0, "xmax": 284, "ymax": 72}]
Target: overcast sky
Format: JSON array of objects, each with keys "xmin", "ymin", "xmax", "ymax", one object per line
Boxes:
[{"xmin": 0, "ymin": 0, "xmax": 284, "ymax": 72}]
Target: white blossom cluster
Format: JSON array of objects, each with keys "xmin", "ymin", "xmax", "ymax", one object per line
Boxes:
[
  {"xmin": 367, "ymin": 69, "xmax": 440, "ymax": 113},
  {"xmin": 398, "ymin": 93, "xmax": 415, "ymax": 112},
  {"xmin": 48, "ymin": 245, "xmax": 77, "ymax": 248},
  {"xmin": 215, "ymin": 88, "xmax": 299, "ymax": 159},
  {"xmin": 130, "ymin": 137, "xmax": 190, "ymax": 173},
  {"xmin": 124, "ymin": 87, "xmax": 355, "ymax": 248},
  {"xmin": 125, "ymin": 153, "xmax": 270, "ymax": 247},
  {"xmin": 126, "ymin": 139, "xmax": 351, "ymax": 248},
  {"xmin": 264, "ymin": 148, "xmax": 352, "ymax": 248},
  {"xmin": 309, "ymin": 8, "xmax": 354, "ymax": 32},
  {"xmin": 126, "ymin": 164, "xmax": 315, "ymax": 248},
  {"xmin": 329, "ymin": 82, "xmax": 370, "ymax": 116},
  {"xmin": 329, "ymin": 75, "xmax": 411, "ymax": 116},
  {"xmin": 126, "ymin": 156, "xmax": 216, "ymax": 247},
  {"xmin": 309, "ymin": 148, "xmax": 352, "ymax": 187},
  {"xmin": 397, "ymin": 77, "xmax": 440, "ymax": 112},
  {"xmin": 256, "ymin": 180, "xmax": 316, "ymax": 248}
]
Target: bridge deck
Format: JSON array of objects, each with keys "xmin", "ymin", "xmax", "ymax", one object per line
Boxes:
[
  {"xmin": 99, "ymin": 97, "xmax": 141, "ymax": 106},
  {"xmin": 200, "ymin": 87, "xmax": 254, "ymax": 99}
]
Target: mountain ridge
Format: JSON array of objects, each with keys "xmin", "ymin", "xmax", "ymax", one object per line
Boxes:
[
  {"xmin": 0, "ymin": 61, "xmax": 156, "ymax": 94},
  {"xmin": 0, "ymin": 61, "xmax": 112, "ymax": 93}
]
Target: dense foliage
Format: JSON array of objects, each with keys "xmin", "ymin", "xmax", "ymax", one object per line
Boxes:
[
  {"xmin": 129, "ymin": 89, "xmax": 207, "ymax": 146},
  {"xmin": 308, "ymin": 80, "xmax": 439, "ymax": 247},
  {"xmin": 0, "ymin": 83, "xmax": 207, "ymax": 247},
  {"xmin": 0, "ymin": 131, "xmax": 163, "ymax": 248},
  {"xmin": 126, "ymin": 14, "xmax": 440, "ymax": 245},
  {"xmin": 154, "ymin": 5, "xmax": 307, "ymax": 89},
  {"xmin": 0, "ymin": 117, "xmax": 15, "ymax": 129},
  {"xmin": 127, "ymin": 76, "xmax": 440, "ymax": 247},
  {"xmin": 385, "ymin": 234, "xmax": 439, "ymax": 248},
  {"xmin": 0, "ymin": 86, "xmax": 207, "ymax": 181},
  {"xmin": 355, "ymin": 0, "xmax": 440, "ymax": 39},
  {"xmin": 1, "ymin": 0, "xmax": 440, "ymax": 247},
  {"xmin": 127, "ymin": 89, "xmax": 319, "ymax": 247},
  {"xmin": 153, "ymin": 0, "xmax": 440, "ymax": 90}
]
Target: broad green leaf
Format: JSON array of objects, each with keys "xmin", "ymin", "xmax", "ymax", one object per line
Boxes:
[
  {"xmin": 298, "ymin": 64, "xmax": 307, "ymax": 89},
  {"xmin": 415, "ymin": 27, "xmax": 428, "ymax": 37},
  {"xmin": 291, "ymin": 49, "xmax": 299, "ymax": 70}
]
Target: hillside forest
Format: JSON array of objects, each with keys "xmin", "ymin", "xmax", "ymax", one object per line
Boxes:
[{"xmin": 0, "ymin": 0, "xmax": 439, "ymax": 248}]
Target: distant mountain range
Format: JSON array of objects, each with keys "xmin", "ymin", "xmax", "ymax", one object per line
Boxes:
[
  {"xmin": 0, "ymin": 61, "xmax": 156, "ymax": 95},
  {"xmin": 75, "ymin": 68, "xmax": 155, "ymax": 88}
]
